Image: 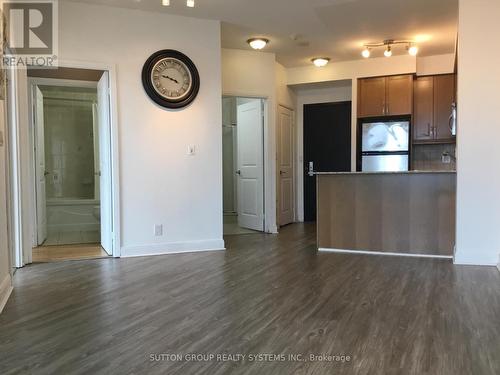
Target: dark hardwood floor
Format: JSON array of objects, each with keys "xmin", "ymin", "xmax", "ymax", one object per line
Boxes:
[{"xmin": 1, "ymin": 224, "xmax": 499, "ymax": 375}]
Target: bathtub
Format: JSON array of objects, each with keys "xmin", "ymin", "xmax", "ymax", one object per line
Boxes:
[{"xmin": 47, "ymin": 198, "xmax": 100, "ymax": 233}]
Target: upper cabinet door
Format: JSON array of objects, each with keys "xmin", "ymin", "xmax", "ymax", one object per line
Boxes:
[
  {"xmin": 358, "ymin": 77, "xmax": 386, "ymax": 117},
  {"xmin": 433, "ymin": 74, "xmax": 456, "ymax": 141},
  {"xmin": 413, "ymin": 76, "xmax": 434, "ymax": 141},
  {"xmin": 386, "ymin": 75, "xmax": 413, "ymax": 115}
]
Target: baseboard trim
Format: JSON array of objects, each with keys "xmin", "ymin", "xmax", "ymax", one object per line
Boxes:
[
  {"xmin": 319, "ymin": 248, "xmax": 453, "ymax": 260},
  {"xmin": 0, "ymin": 274, "xmax": 13, "ymax": 314},
  {"xmin": 121, "ymin": 239, "xmax": 225, "ymax": 258}
]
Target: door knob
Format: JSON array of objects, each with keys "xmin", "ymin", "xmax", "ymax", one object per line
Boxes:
[
  {"xmin": 235, "ymin": 170, "xmax": 241, "ymax": 175},
  {"xmin": 280, "ymin": 170, "xmax": 285, "ymax": 175},
  {"xmin": 44, "ymin": 171, "xmax": 50, "ymax": 176}
]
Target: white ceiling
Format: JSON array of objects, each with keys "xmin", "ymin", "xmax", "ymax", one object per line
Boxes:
[{"xmin": 67, "ymin": 0, "xmax": 458, "ymax": 67}]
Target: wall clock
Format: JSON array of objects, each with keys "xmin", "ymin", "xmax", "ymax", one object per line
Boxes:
[{"xmin": 142, "ymin": 50, "xmax": 200, "ymax": 109}]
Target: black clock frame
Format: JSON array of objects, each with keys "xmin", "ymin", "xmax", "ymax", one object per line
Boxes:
[{"xmin": 142, "ymin": 49, "xmax": 200, "ymax": 109}]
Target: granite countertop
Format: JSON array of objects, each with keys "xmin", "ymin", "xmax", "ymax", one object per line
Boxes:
[{"xmin": 315, "ymin": 170, "xmax": 456, "ymax": 175}]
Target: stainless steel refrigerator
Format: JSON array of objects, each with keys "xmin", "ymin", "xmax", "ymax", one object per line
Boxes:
[{"xmin": 361, "ymin": 120, "xmax": 410, "ymax": 172}]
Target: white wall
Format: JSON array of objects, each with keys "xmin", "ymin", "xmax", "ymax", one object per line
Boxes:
[
  {"xmin": 0, "ymin": 100, "xmax": 13, "ymax": 312},
  {"xmin": 416, "ymin": 54, "xmax": 455, "ymax": 76},
  {"xmin": 455, "ymin": 0, "xmax": 500, "ymax": 266},
  {"xmin": 276, "ymin": 62, "xmax": 296, "ymax": 109},
  {"xmin": 58, "ymin": 2, "xmax": 223, "ymax": 255},
  {"xmin": 292, "ymin": 81, "xmax": 352, "ymax": 221},
  {"xmin": 287, "ymin": 55, "xmax": 417, "ymax": 86},
  {"xmin": 221, "ymin": 48, "xmax": 279, "ymax": 232}
]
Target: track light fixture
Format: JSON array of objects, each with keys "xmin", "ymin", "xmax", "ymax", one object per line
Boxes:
[{"xmin": 362, "ymin": 39, "xmax": 418, "ymax": 58}]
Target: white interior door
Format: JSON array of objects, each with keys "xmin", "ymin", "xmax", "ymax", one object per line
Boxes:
[
  {"xmin": 97, "ymin": 72, "xmax": 113, "ymax": 255},
  {"xmin": 236, "ymin": 99, "xmax": 264, "ymax": 231},
  {"xmin": 34, "ymin": 86, "xmax": 47, "ymax": 246},
  {"xmin": 278, "ymin": 106, "xmax": 295, "ymax": 226}
]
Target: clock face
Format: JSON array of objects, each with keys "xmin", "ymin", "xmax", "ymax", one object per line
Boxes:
[
  {"xmin": 142, "ymin": 50, "xmax": 200, "ymax": 109},
  {"xmin": 151, "ymin": 58, "xmax": 193, "ymax": 101}
]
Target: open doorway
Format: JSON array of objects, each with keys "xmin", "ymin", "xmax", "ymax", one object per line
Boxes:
[
  {"xmin": 222, "ymin": 97, "xmax": 265, "ymax": 235},
  {"xmin": 28, "ymin": 71, "xmax": 114, "ymax": 262}
]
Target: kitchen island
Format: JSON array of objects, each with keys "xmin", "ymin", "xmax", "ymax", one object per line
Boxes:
[{"xmin": 316, "ymin": 171, "xmax": 456, "ymax": 257}]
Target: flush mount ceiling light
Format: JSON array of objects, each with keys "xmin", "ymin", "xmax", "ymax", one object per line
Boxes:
[
  {"xmin": 312, "ymin": 57, "xmax": 330, "ymax": 67},
  {"xmin": 247, "ymin": 38, "xmax": 269, "ymax": 50},
  {"xmin": 362, "ymin": 39, "xmax": 418, "ymax": 58},
  {"xmin": 162, "ymin": 0, "xmax": 170, "ymax": 5}
]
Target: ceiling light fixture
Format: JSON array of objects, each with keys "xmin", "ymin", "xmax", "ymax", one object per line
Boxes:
[
  {"xmin": 384, "ymin": 45, "xmax": 392, "ymax": 57},
  {"xmin": 161, "ymin": 0, "xmax": 194, "ymax": 6},
  {"xmin": 247, "ymin": 38, "xmax": 269, "ymax": 50},
  {"xmin": 407, "ymin": 44, "xmax": 419, "ymax": 56},
  {"xmin": 312, "ymin": 57, "xmax": 330, "ymax": 67},
  {"xmin": 362, "ymin": 39, "xmax": 418, "ymax": 58}
]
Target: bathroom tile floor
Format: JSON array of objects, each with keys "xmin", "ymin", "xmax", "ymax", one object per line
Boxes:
[
  {"xmin": 223, "ymin": 215, "xmax": 260, "ymax": 235},
  {"xmin": 44, "ymin": 230, "xmax": 101, "ymax": 246}
]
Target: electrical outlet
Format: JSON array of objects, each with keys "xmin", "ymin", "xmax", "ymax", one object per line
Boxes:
[
  {"xmin": 154, "ymin": 224, "xmax": 163, "ymax": 237},
  {"xmin": 442, "ymin": 154, "xmax": 451, "ymax": 164}
]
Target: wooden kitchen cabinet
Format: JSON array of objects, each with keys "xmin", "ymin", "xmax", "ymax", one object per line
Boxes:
[
  {"xmin": 358, "ymin": 77, "xmax": 386, "ymax": 117},
  {"xmin": 386, "ymin": 75, "xmax": 413, "ymax": 116},
  {"xmin": 413, "ymin": 74, "xmax": 456, "ymax": 143},
  {"xmin": 358, "ymin": 75, "xmax": 413, "ymax": 117},
  {"xmin": 414, "ymin": 76, "xmax": 434, "ymax": 141}
]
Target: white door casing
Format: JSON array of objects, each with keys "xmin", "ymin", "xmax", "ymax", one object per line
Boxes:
[
  {"xmin": 236, "ymin": 100, "xmax": 264, "ymax": 231},
  {"xmin": 34, "ymin": 86, "xmax": 47, "ymax": 246},
  {"xmin": 92, "ymin": 103, "xmax": 100, "ymax": 201},
  {"xmin": 98, "ymin": 72, "xmax": 113, "ymax": 255},
  {"xmin": 278, "ymin": 106, "xmax": 295, "ymax": 226}
]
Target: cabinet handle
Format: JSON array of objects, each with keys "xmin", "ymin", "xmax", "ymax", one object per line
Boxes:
[
  {"xmin": 382, "ymin": 103, "xmax": 386, "ymax": 115},
  {"xmin": 422, "ymin": 123, "xmax": 431, "ymax": 137},
  {"xmin": 386, "ymin": 103, "xmax": 389, "ymax": 115}
]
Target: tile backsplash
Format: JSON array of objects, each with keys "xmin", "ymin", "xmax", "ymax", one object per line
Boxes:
[{"xmin": 412, "ymin": 143, "xmax": 456, "ymax": 171}]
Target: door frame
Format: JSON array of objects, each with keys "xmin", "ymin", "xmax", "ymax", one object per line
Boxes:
[
  {"xmin": 29, "ymin": 77, "xmax": 99, "ymax": 248},
  {"xmin": 6, "ymin": 60, "xmax": 121, "ymax": 265},
  {"xmin": 302, "ymin": 101, "xmax": 352, "ymax": 222},
  {"xmin": 277, "ymin": 104, "xmax": 296, "ymax": 227},
  {"xmin": 222, "ymin": 94, "xmax": 270, "ymax": 233}
]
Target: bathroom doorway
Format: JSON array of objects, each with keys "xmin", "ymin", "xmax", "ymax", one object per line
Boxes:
[
  {"xmin": 222, "ymin": 96, "xmax": 265, "ymax": 235},
  {"xmin": 29, "ymin": 73, "xmax": 113, "ymax": 262}
]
